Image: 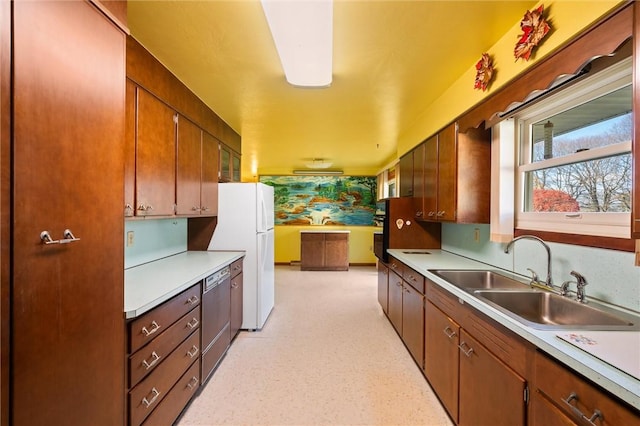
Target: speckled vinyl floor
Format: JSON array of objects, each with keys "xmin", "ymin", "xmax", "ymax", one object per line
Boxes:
[{"xmin": 177, "ymin": 265, "xmax": 453, "ymax": 426}]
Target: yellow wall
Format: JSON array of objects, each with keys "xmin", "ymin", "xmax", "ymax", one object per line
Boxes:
[
  {"xmin": 260, "ymin": 0, "xmax": 624, "ymax": 265},
  {"xmin": 274, "ymin": 225, "xmax": 379, "ymax": 265},
  {"xmin": 397, "ymin": 0, "xmax": 623, "ymax": 156}
]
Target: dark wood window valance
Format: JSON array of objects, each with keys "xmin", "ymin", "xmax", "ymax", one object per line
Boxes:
[{"xmin": 458, "ymin": 2, "xmax": 633, "ymax": 133}]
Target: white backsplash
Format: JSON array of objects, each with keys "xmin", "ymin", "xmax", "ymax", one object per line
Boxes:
[
  {"xmin": 124, "ymin": 219, "xmax": 188, "ymax": 269},
  {"xmin": 442, "ymin": 223, "xmax": 640, "ymax": 314}
]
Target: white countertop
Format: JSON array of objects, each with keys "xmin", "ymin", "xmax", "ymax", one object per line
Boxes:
[
  {"xmin": 124, "ymin": 251, "xmax": 245, "ymax": 319},
  {"xmin": 387, "ymin": 249, "xmax": 640, "ymax": 409}
]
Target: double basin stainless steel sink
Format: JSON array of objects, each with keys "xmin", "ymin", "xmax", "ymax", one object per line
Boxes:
[{"xmin": 429, "ymin": 269, "xmax": 640, "ymax": 331}]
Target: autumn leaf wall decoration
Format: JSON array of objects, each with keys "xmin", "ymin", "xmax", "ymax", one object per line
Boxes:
[
  {"xmin": 474, "ymin": 53, "xmax": 494, "ymax": 91},
  {"xmin": 514, "ymin": 4, "xmax": 550, "ymax": 61}
]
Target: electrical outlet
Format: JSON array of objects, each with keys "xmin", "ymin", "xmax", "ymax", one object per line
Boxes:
[
  {"xmin": 473, "ymin": 228, "xmax": 480, "ymax": 243},
  {"xmin": 127, "ymin": 231, "xmax": 135, "ymax": 247}
]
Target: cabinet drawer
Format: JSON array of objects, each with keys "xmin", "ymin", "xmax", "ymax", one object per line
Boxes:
[
  {"xmin": 141, "ymin": 359, "xmax": 200, "ymax": 426},
  {"xmin": 535, "ymin": 352, "xmax": 640, "ymax": 426},
  {"xmin": 202, "ymin": 323, "xmax": 231, "ymax": 384},
  {"xmin": 129, "ymin": 307, "xmax": 200, "ymax": 387},
  {"xmin": 403, "ymin": 265, "xmax": 424, "ymax": 294},
  {"xmin": 130, "ymin": 284, "xmax": 201, "ymax": 352},
  {"xmin": 230, "ymin": 258, "xmax": 243, "ymax": 278},
  {"xmin": 426, "ymin": 278, "xmax": 461, "ymax": 320},
  {"xmin": 129, "ymin": 332, "xmax": 200, "ymax": 426},
  {"xmin": 388, "ymin": 256, "xmax": 404, "ymax": 277}
]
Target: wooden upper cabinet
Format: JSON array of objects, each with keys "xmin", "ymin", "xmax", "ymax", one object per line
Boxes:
[
  {"xmin": 398, "ymin": 151, "xmax": 414, "ymax": 197},
  {"xmin": 219, "ymin": 142, "xmax": 241, "ymax": 183},
  {"xmin": 415, "ymin": 122, "xmax": 491, "ymax": 224},
  {"xmin": 201, "ymin": 132, "xmax": 219, "ymax": 216},
  {"xmin": 124, "ymin": 79, "xmax": 136, "ymax": 217},
  {"xmin": 136, "ymin": 88, "xmax": 177, "ymax": 216},
  {"xmin": 176, "ymin": 115, "xmax": 203, "ymax": 215}
]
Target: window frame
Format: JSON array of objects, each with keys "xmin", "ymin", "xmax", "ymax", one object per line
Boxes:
[{"xmin": 512, "ymin": 57, "xmax": 632, "ymax": 240}]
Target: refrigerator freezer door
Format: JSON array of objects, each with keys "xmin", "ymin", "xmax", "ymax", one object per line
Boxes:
[
  {"xmin": 254, "ymin": 228, "xmax": 275, "ymax": 329},
  {"xmin": 257, "ymin": 183, "xmax": 275, "ymax": 232}
]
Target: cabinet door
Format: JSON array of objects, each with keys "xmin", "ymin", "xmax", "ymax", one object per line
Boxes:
[
  {"xmin": 437, "ymin": 123, "xmax": 457, "ymax": 221},
  {"xmin": 424, "ymin": 301, "xmax": 459, "ymax": 423},
  {"xmin": 231, "ymin": 151, "xmax": 241, "ymax": 182},
  {"xmin": 377, "ymin": 262, "xmax": 389, "ymax": 314},
  {"xmin": 300, "ymin": 233, "xmax": 325, "ymax": 270},
  {"xmin": 201, "ymin": 132, "xmax": 219, "ymax": 215},
  {"xmin": 324, "ymin": 233, "xmax": 349, "ymax": 270},
  {"xmin": 458, "ymin": 330, "xmax": 526, "ymax": 426},
  {"xmin": 230, "ymin": 272, "xmax": 243, "ymax": 338},
  {"xmin": 423, "ymin": 135, "xmax": 438, "ymax": 219},
  {"xmin": 530, "ymin": 390, "xmax": 577, "ymax": 426},
  {"xmin": 136, "ymin": 88, "xmax": 176, "ymax": 216},
  {"xmin": 412, "ymin": 143, "xmax": 425, "ymax": 218},
  {"xmin": 401, "ymin": 283, "xmax": 424, "ymax": 367},
  {"xmin": 124, "ymin": 80, "xmax": 137, "ymax": 217},
  {"xmin": 219, "ymin": 143, "xmax": 231, "ymax": 182},
  {"xmin": 12, "ymin": 2, "xmax": 125, "ymax": 424},
  {"xmin": 387, "ymin": 270, "xmax": 403, "ymax": 334},
  {"xmin": 398, "ymin": 151, "xmax": 413, "ymax": 197},
  {"xmin": 176, "ymin": 115, "xmax": 202, "ymax": 215}
]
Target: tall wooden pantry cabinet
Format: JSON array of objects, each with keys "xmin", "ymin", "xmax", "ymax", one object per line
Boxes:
[{"xmin": 4, "ymin": 1, "xmax": 128, "ymax": 425}]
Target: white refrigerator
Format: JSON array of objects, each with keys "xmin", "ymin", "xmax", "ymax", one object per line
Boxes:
[{"xmin": 209, "ymin": 182, "xmax": 275, "ymax": 330}]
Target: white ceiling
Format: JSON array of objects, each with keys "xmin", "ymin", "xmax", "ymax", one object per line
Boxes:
[{"xmin": 128, "ymin": 0, "xmax": 536, "ymax": 177}]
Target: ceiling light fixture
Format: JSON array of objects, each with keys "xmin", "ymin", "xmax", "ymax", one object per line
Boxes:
[
  {"xmin": 261, "ymin": 0, "xmax": 333, "ymax": 88},
  {"xmin": 305, "ymin": 158, "xmax": 333, "ymax": 169},
  {"xmin": 293, "ymin": 169, "xmax": 343, "ymax": 175}
]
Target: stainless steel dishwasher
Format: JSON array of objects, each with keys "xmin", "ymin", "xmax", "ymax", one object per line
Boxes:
[{"xmin": 201, "ymin": 266, "xmax": 231, "ymax": 383}]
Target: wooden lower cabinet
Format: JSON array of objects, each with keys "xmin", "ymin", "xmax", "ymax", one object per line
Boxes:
[
  {"xmin": 458, "ymin": 330, "xmax": 526, "ymax": 426},
  {"xmin": 387, "ymin": 270, "xmax": 404, "ymax": 334},
  {"xmin": 401, "ymin": 282, "xmax": 424, "ymax": 368},
  {"xmin": 377, "ymin": 262, "xmax": 389, "ymax": 314},
  {"xmin": 300, "ymin": 231, "xmax": 349, "ymax": 271},
  {"xmin": 424, "ymin": 300, "xmax": 460, "ymax": 423},
  {"xmin": 531, "ymin": 351, "xmax": 640, "ymax": 426},
  {"xmin": 127, "ymin": 284, "xmax": 202, "ymax": 426}
]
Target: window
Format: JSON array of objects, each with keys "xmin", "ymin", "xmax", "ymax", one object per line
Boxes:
[{"xmin": 513, "ymin": 57, "xmax": 632, "ymax": 238}]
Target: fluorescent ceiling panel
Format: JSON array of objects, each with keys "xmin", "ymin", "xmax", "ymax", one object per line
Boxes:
[{"xmin": 261, "ymin": 0, "xmax": 333, "ymax": 87}]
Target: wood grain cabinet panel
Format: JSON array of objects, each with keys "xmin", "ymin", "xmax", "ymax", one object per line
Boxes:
[
  {"xmin": 533, "ymin": 351, "xmax": 640, "ymax": 426},
  {"xmin": 414, "ymin": 122, "xmax": 491, "ymax": 223},
  {"xmin": 11, "ymin": 1, "xmax": 126, "ymax": 424},
  {"xmin": 136, "ymin": 88, "xmax": 177, "ymax": 216},
  {"xmin": 300, "ymin": 232, "xmax": 349, "ymax": 271},
  {"xmin": 387, "ymin": 270, "xmax": 404, "ymax": 335},
  {"xmin": 458, "ymin": 329, "xmax": 526, "ymax": 426},
  {"xmin": 127, "ymin": 284, "xmax": 201, "ymax": 426},
  {"xmin": 377, "ymin": 262, "xmax": 389, "ymax": 315},
  {"xmin": 201, "ymin": 132, "xmax": 219, "ymax": 216},
  {"xmin": 401, "ymin": 282, "xmax": 424, "ymax": 367},
  {"xmin": 424, "ymin": 300, "xmax": 460, "ymax": 423},
  {"xmin": 176, "ymin": 115, "xmax": 203, "ymax": 215}
]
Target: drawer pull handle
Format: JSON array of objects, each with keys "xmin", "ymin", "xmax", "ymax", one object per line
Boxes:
[
  {"xmin": 186, "ymin": 318, "xmax": 199, "ymax": 329},
  {"xmin": 141, "ymin": 387, "xmax": 161, "ymax": 408},
  {"xmin": 458, "ymin": 341, "xmax": 474, "ymax": 357},
  {"xmin": 562, "ymin": 393, "xmax": 604, "ymax": 426},
  {"xmin": 141, "ymin": 351, "xmax": 161, "ymax": 370},
  {"xmin": 186, "ymin": 376, "xmax": 199, "ymax": 390},
  {"xmin": 186, "ymin": 295, "xmax": 199, "ymax": 305},
  {"xmin": 187, "ymin": 345, "xmax": 199, "ymax": 358},
  {"xmin": 231, "ymin": 282, "xmax": 239, "ymax": 289},
  {"xmin": 141, "ymin": 321, "xmax": 161, "ymax": 337},
  {"xmin": 443, "ymin": 326, "xmax": 457, "ymax": 340}
]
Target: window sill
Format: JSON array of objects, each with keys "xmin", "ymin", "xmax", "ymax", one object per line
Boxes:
[{"xmin": 514, "ymin": 229, "xmax": 635, "ymax": 252}]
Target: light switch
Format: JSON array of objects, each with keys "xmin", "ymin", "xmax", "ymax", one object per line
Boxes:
[{"xmin": 127, "ymin": 231, "xmax": 134, "ymax": 247}]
